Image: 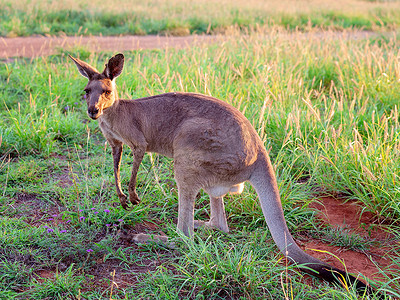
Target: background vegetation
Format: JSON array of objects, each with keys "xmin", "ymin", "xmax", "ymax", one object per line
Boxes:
[
  {"xmin": 2, "ymin": 0, "xmax": 400, "ymax": 37},
  {"xmin": 1, "ymin": 0, "xmax": 400, "ymax": 299}
]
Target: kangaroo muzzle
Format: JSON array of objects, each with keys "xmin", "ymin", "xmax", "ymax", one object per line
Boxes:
[{"xmin": 88, "ymin": 107, "xmax": 100, "ymax": 119}]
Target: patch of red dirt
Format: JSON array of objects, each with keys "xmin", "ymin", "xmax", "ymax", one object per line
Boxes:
[
  {"xmin": 310, "ymin": 197, "xmax": 390, "ymax": 239},
  {"xmin": 298, "ymin": 197, "xmax": 398, "ymax": 283},
  {"xmin": 36, "ymin": 269, "xmax": 55, "ymax": 280}
]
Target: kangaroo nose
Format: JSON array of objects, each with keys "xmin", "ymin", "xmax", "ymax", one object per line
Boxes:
[{"xmin": 88, "ymin": 108, "xmax": 99, "ymax": 119}]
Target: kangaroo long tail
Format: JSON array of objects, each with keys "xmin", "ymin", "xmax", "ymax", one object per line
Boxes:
[{"xmin": 248, "ymin": 154, "xmax": 379, "ymax": 296}]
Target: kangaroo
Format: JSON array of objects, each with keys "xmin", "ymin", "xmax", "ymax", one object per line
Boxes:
[{"xmin": 70, "ymin": 53, "xmax": 378, "ymax": 295}]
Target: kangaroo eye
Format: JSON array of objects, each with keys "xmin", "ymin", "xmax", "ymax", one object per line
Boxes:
[
  {"xmin": 104, "ymin": 91, "xmax": 111, "ymax": 96},
  {"xmin": 82, "ymin": 90, "xmax": 90, "ymax": 99}
]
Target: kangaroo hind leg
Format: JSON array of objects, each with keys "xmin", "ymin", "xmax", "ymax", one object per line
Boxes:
[
  {"xmin": 194, "ymin": 183, "xmax": 243, "ymax": 233},
  {"xmin": 194, "ymin": 196, "xmax": 229, "ymax": 233},
  {"xmin": 175, "ymin": 182, "xmax": 199, "ymax": 237}
]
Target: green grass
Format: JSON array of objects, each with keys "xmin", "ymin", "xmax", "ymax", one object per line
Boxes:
[
  {"xmin": 311, "ymin": 225, "xmax": 377, "ymax": 252},
  {"xmin": 2, "ymin": 0, "xmax": 400, "ymax": 37},
  {"xmin": 1, "ymin": 28, "xmax": 400, "ymax": 298}
]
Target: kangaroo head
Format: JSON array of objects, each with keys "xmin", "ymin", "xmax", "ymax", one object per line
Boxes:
[{"xmin": 69, "ymin": 53, "xmax": 124, "ymax": 120}]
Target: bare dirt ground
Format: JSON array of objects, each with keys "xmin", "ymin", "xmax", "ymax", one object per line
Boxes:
[{"xmin": 0, "ymin": 35, "xmax": 219, "ymax": 59}]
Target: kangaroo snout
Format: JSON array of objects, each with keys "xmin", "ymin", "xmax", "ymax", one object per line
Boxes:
[{"xmin": 88, "ymin": 107, "xmax": 100, "ymax": 119}]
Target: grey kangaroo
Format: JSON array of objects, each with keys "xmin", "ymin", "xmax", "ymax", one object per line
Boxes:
[{"xmin": 70, "ymin": 53, "xmax": 378, "ymax": 295}]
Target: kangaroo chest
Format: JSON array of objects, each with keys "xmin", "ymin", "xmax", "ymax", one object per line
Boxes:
[{"xmin": 98, "ymin": 117, "xmax": 125, "ymax": 144}]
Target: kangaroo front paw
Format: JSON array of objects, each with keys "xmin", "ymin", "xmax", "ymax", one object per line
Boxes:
[
  {"xmin": 129, "ymin": 190, "xmax": 141, "ymax": 205},
  {"xmin": 118, "ymin": 194, "xmax": 132, "ymax": 210}
]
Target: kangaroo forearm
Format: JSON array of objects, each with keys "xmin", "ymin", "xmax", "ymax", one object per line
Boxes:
[{"xmin": 127, "ymin": 147, "xmax": 145, "ymax": 205}]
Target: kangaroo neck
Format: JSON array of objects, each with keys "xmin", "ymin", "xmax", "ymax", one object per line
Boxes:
[{"xmin": 100, "ymin": 98, "xmax": 125, "ymax": 121}]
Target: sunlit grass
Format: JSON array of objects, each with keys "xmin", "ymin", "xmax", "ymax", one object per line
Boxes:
[{"xmin": 0, "ymin": 28, "xmax": 399, "ymax": 298}]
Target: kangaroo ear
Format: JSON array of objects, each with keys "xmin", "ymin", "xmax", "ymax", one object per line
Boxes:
[
  {"xmin": 103, "ymin": 53, "xmax": 124, "ymax": 80},
  {"xmin": 69, "ymin": 55, "xmax": 99, "ymax": 79}
]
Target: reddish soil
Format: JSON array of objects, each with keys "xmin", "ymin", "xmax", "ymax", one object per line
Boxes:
[
  {"xmin": 13, "ymin": 193, "xmax": 62, "ymax": 226},
  {"xmin": 298, "ymin": 197, "xmax": 398, "ymax": 284}
]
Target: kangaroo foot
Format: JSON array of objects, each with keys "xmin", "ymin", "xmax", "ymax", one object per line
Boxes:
[
  {"xmin": 130, "ymin": 233, "xmax": 175, "ymax": 248},
  {"xmin": 193, "ymin": 220, "xmax": 229, "ymax": 233}
]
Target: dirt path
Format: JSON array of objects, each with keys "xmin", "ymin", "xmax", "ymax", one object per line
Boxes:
[
  {"xmin": 0, "ymin": 35, "xmax": 219, "ymax": 59},
  {"xmin": 0, "ymin": 31, "xmax": 380, "ymax": 59}
]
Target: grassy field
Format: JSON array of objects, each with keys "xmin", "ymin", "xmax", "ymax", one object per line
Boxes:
[
  {"xmin": 1, "ymin": 27, "xmax": 400, "ymax": 299},
  {"xmin": 2, "ymin": 0, "xmax": 400, "ymax": 37}
]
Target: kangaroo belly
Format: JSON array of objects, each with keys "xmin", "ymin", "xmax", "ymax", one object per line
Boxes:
[{"xmin": 205, "ymin": 183, "xmax": 245, "ymax": 198}]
